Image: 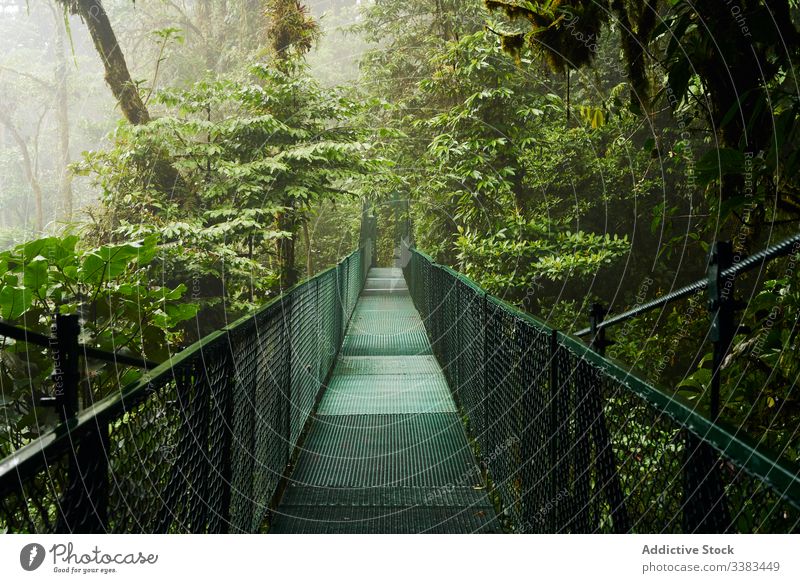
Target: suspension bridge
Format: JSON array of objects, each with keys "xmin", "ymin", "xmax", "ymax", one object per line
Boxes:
[
  {"xmin": 1, "ymin": 219, "xmax": 799, "ymax": 533},
  {"xmin": 271, "ymin": 267, "xmax": 497, "ymax": 533}
]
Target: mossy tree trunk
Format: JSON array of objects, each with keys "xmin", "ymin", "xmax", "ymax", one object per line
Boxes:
[
  {"xmin": 60, "ymin": 0, "xmax": 150, "ymax": 125},
  {"xmin": 0, "ymin": 111, "xmax": 44, "ymax": 231},
  {"xmin": 53, "ymin": 8, "xmax": 73, "ymax": 221}
]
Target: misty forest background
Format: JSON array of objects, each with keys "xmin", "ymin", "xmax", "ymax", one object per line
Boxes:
[{"xmin": 1, "ymin": 0, "xmax": 799, "ymax": 466}]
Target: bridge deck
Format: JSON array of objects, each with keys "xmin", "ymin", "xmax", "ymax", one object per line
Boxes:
[{"xmin": 271, "ymin": 267, "xmax": 499, "ymax": 533}]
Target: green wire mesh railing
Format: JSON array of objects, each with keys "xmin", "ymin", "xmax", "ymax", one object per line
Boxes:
[
  {"xmin": 0, "ymin": 243, "xmax": 372, "ymax": 533},
  {"xmin": 403, "ymin": 247, "xmax": 800, "ymax": 533}
]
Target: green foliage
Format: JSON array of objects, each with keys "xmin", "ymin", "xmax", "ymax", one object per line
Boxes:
[
  {"xmin": 364, "ymin": 25, "xmax": 641, "ymax": 306},
  {"xmin": 708, "ymin": 260, "xmax": 800, "ymax": 458},
  {"xmin": 485, "ymin": 0, "xmax": 608, "ymax": 72},
  {"xmin": 2, "ymin": 6, "xmax": 375, "ymax": 459},
  {"xmin": 296, "ymin": 197, "xmax": 363, "ymax": 276},
  {"xmin": 76, "ymin": 62, "xmax": 374, "ymax": 328},
  {"xmin": 352, "ymin": 0, "xmax": 800, "ymax": 463},
  {"xmin": 455, "ymin": 220, "xmax": 629, "ymax": 296},
  {"xmin": 0, "ymin": 234, "xmax": 195, "ymax": 456},
  {"xmin": 1, "ymin": 0, "xmax": 798, "ymax": 473},
  {"xmin": 266, "ymin": 0, "xmax": 321, "ymax": 62},
  {"xmin": 355, "ymin": 0, "xmax": 485, "ymax": 104}
]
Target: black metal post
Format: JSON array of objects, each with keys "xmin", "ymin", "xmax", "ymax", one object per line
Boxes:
[
  {"xmin": 707, "ymin": 241, "xmax": 735, "ymax": 420},
  {"xmin": 681, "ymin": 240, "xmax": 735, "ymax": 533},
  {"xmin": 285, "ymin": 293, "xmax": 293, "ymax": 473},
  {"xmin": 57, "ymin": 426, "xmax": 110, "ymax": 533},
  {"xmin": 47, "ymin": 314, "xmax": 110, "ymax": 533},
  {"xmin": 482, "ymin": 293, "xmax": 490, "ymax": 458},
  {"xmin": 454, "ymin": 279, "xmax": 462, "ymax": 401},
  {"xmin": 359, "ymin": 200, "xmax": 374, "ymax": 268},
  {"xmin": 588, "ymin": 303, "xmax": 610, "ymax": 356},
  {"xmin": 359, "ymin": 200, "xmax": 368, "ymax": 248},
  {"xmin": 390, "ymin": 192, "xmax": 396, "ymax": 245},
  {"xmin": 403, "ymin": 196, "xmax": 412, "ymax": 248},
  {"xmin": 50, "ymin": 313, "xmax": 81, "ymax": 421},
  {"xmin": 547, "ymin": 328, "xmax": 561, "ymax": 532},
  {"xmin": 582, "ymin": 304, "xmax": 629, "ymax": 531},
  {"xmin": 370, "ymin": 215, "xmax": 377, "ymax": 267}
]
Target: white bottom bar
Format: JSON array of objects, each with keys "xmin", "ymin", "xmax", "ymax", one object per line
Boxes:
[{"xmin": 1, "ymin": 534, "xmax": 796, "ymax": 582}]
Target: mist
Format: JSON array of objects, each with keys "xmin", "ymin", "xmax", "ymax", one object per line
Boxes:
[{"xmin": 0, "ymin": 0, "xmax": 367, "ymax": 248}]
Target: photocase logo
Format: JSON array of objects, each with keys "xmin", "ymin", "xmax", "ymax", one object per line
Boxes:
[{"xmin": 20, "ymin": 543, "xmax": 46, "ymax": 571}]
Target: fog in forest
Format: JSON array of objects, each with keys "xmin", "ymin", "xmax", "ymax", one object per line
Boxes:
[{"xmin": 0, "ymin": 0, "xmax": 364, "ymax": 246}]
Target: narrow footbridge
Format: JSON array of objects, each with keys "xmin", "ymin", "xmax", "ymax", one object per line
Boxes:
[
  {"xmin": 272, "ymin": 268, "xmax": 497, "ymax": 533},
  {"xmin": 1, "ymin": 232, "xmax": 800, "ymax": 533}
]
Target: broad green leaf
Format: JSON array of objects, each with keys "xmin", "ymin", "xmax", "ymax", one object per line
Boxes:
[
  {"xmin": 22, "ymin": 257, "xmax": 49, "ymax": 291},
  {"xmin": 0, "ymin": 286, "xmax": 33, "ymax": 320}
]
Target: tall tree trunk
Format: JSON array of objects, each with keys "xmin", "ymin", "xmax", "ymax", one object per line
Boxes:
[
  {"xmin": 0, "ymin": 111, "xmax": 44, "ymax": 231},
  {"xmin": 276, "ymin": 207, "xmax": 298, "ymax": 289},
  {"xmin": 302, "ymin": 217, "xmax": 312, "ymax": 277},
  {"xmin": 194, "ymin": 0, "xmax": 218, "ymax": 70},
  {"xmin": 241, "ymin": 0, "xmax": 264, "ymax": 44},
  {"xmin": 266, "ymin": 1, "xmax": 317, "ymax": 287},
  {"xmin": 611, "ymin": 0, "xmax": 656, "ymax": 115},
  {"xmin": 60, "ymin": 0, "xmax": 150, "ymax": 125},
  {"xmin": 54, "ymin": 9, "xmax": 73, "ymax": 220},
  {"xmin": 59, "ymin": 0, "xmax": 182, "ymax": 198}
]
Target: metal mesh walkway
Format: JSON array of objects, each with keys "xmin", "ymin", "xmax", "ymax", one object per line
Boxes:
[{"xmin": 271, "ymin": 268, "xmax": 499, "ymax": 533}]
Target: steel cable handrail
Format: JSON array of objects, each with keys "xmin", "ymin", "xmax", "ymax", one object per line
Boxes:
[{"xmin": 575, "ymin": 231, "xmax": 800, "ymax": 336}]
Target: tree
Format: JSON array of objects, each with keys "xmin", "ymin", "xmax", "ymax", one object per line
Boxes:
[
  {"xmin": 266, "ymin": 0, "xmax": 320, "ymax": 287},
  {"xmin": 54, "ymin": 0, "xmax": 189, "ymax": 210},
  {"xmin": 58, "ymin": 0, "xmax": 150, "ymax": 125},
  {"xmin": 52, "ymin": 3, "xmax": 74, "ymax": 221},
  {"xmin": 485, "ymin": 1, "xmax": 800, "ymax": 246},
  {"xmin": 365, "ymin": 28, "xmax": 635, "ymax": 304},
  {"xmin": 356, "ymin": 0, "xmax": 485, "ymax": 106},
  {"xmin": 77, "ymin": 63, "xmax": 374, "ymax": 331},
  {"xmin": 0, "ymin": 110, "xmax": 45, "ymax": 232},
  {"xmin": 480, "ymin": 0, "xmax": 800, "ymax": 443},
  {"xmin": 266, "ymin": 0, "xmax": 320, "ymax": 65}
]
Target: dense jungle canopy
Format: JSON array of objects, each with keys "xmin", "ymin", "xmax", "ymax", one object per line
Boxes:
[{"xmin": 1, "ymin": 0, "xmax": 799, "ymax": 466}]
